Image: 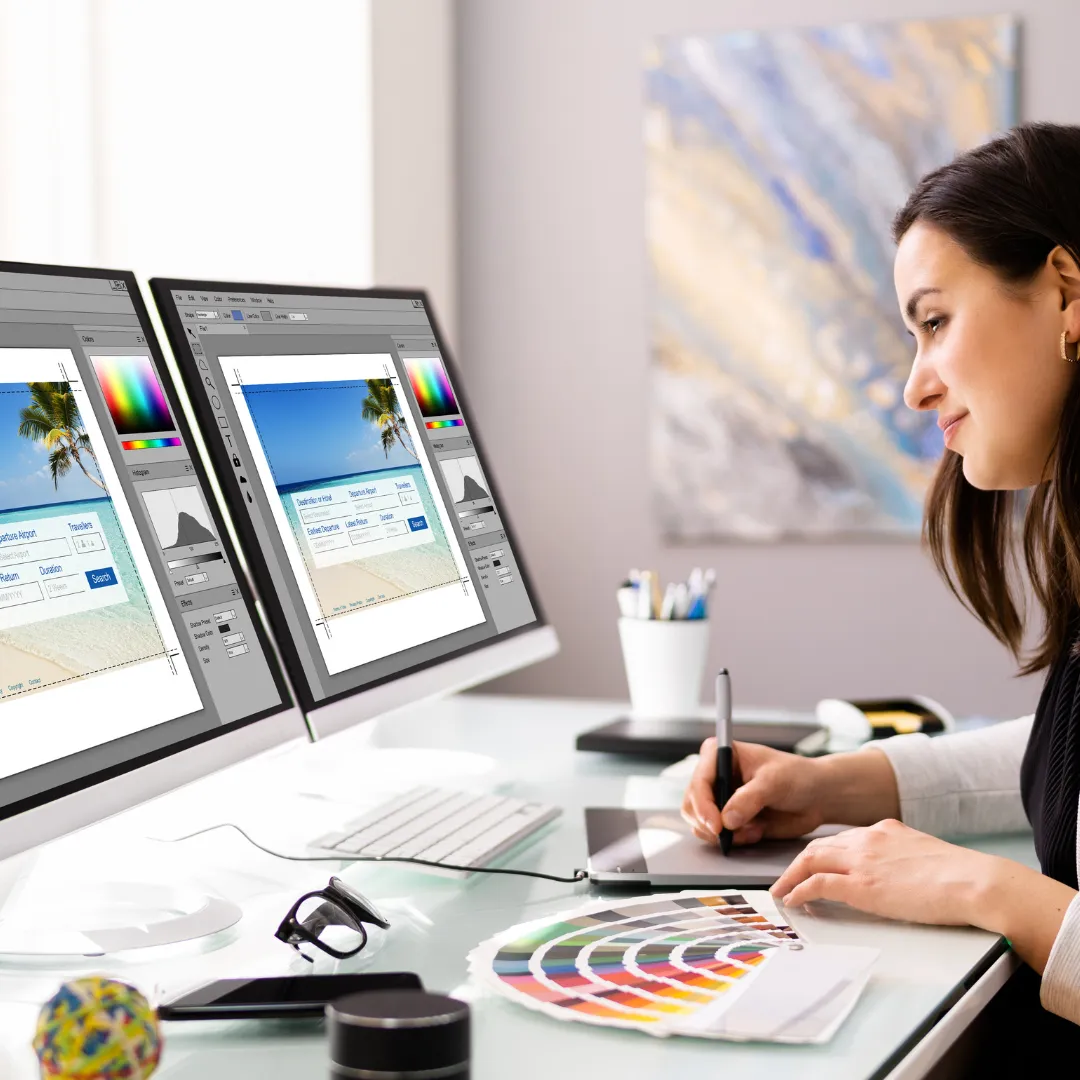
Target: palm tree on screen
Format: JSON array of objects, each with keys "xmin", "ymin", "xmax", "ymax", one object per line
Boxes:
[
  {"xmin": 18, "ymin": 381, "xmax": 105, "ymax": 490},
  {"xmin": 361, "ymin": 379, "xmax": 417, "ymax": 459}
]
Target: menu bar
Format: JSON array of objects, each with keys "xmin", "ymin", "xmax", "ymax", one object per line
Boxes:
[{"xmin": 167, "ymin": 289, "xmax": 420, "ymax": 312}]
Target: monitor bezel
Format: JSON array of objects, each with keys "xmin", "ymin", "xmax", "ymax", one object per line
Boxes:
[
  {"xmin": 149, "ymin": 277, "xmax": 552, "ymax": 716},
  {"xmin": 0, "ymin": 259, "xmax": 295, "ymax": 829}
]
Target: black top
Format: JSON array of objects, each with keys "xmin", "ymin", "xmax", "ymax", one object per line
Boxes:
[
  {"xmin": 328, "ymin": 991, "xmax": 469, "ymax": 1073},
  {"xmin": 1021, "ymin": 610, "xmax": 1080, "ymax": 889}
]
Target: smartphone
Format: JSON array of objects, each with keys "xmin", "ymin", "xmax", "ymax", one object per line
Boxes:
[{"xmin": 158, "ymin": 972, "xmax": 423, "ymax": 1020}]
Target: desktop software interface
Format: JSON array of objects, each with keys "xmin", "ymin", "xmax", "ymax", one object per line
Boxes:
[
  {"xmin": 154, "ymin": 284, "xmax": 539, "ymax": 707},
  {"xmin": 0, "ymin": 268, "xmax": 288, "ymax": 818}
]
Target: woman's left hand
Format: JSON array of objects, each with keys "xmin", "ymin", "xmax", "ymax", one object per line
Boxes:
[
  {"xmin": 773, "ymin": 817, "xmax": 1080, "ymax": 976},
  {"xmin": 771, "ymin": 818, "xmax": 997, "ymax": 926}
]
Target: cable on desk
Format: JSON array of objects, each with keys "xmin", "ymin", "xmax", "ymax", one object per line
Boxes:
[{"xmin": 159, "ymin": 823, "xmax": 590, "ymax": 884}]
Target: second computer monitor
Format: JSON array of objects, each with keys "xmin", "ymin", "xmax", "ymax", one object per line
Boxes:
[{"xmin": 150, "ymin": 280, "xmax": 557, "ymax": 736}]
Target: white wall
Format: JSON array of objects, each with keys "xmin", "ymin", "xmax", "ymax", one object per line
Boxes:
[
  {"xmin": 0, "ymin": 2, "xmax": 97, "ymax": 264},
  {"xmin": 371, "ymin": 0, "xmax": 457, "ymax": 350},
  {"xmin": 0, "ymin": 0, "xmax": 459, "ymax": 333},
  {"xmin": 457, "ymin": 0, "xmax": 1073, "ymax": 718},
  {"xmin": 0, "ymin": 0, "xmax": 374, "ymax": 288}
]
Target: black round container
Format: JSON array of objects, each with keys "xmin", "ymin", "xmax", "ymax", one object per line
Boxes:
[{"xmin": 327, "ymin": 989, "xmax": 470, "ymax": 1079}]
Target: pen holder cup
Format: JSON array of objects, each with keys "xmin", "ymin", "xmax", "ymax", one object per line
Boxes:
[{"xmin": 618, "ymin": 617, "xmax": 710, "ymax": 720}]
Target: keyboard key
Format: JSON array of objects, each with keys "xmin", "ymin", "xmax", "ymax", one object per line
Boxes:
[
  {"xmin": 415, "ymin": 799, "xmax": 531, "ymax": 864},
  {"xmin": 330, "ymin": 788, "xmax": 459, "ymax": 854},
  {"xmin": 309, "ymin": 786, "xmax": 561, "ymax": 875},
  {"xmin": 380, "ymin": 795, "xmax": 511, "ymax": 859},
  {"xmin": 357, "ymin": 792, "xmax": 490, "ymax": 858},
  {"xmin": 451, "ymin": 805, "xmax": 560, "ymax": 866}
]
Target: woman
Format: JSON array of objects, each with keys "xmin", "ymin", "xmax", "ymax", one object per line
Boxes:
[{"xmin": 681, "ymin": 121, "xmax": 1080, "ymax": 1035}]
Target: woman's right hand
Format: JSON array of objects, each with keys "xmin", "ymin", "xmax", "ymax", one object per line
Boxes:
[{"xmin": 680, "ymin": 738, "xmax": 901, "ymax": 846}]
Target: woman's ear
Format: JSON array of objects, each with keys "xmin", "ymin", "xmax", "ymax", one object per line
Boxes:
[{"xmin": 1048, "ymin": 245, "xmax": 1080, "ymax": 312}]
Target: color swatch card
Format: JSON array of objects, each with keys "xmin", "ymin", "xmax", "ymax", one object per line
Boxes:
[
  {"xmin": 405, "ymin": 356, "xmax": 459, "ymax": 418},
  {"xmin": 92, "ymin": 355, "xmax": 175, "ymax": 437},
  {"xmin": 468, "ymin": 891, "xmax": 878, "ymax": 1044}
]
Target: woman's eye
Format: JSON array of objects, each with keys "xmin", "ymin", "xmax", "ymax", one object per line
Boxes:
[{"xmin": 920, "ymin": 316, "xmax": 945, "ymax": 335}]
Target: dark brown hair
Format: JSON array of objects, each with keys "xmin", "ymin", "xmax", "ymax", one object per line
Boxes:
[{"xmin": 893, "ymin": 121, "xmax": 1080, "ymax": 675}]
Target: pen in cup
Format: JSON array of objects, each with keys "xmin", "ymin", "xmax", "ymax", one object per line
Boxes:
[
  {"xmin": 637, "ymin": 571, "xmax": 655, "ymax": 619},
  {"xmin": 713, "ymin": 668, "xmax": 734, "ymax": 855},
  {"xmin": 615, "ymin": 567, "xmax": 715, "ymax": 620},
  {"xmin": 660, "ymin": 583, "xmax": 676, "ymax": 620},
  {"xmin": 616, "ymin": 586, "xmax": 637, "ymax": 618}
]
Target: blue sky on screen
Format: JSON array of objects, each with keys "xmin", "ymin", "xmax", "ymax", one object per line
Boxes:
[
  {"xmin": 0, "ymin": 383, "xmax": 106, "ymax": 513},
  {"xmin": 242, "ymin": 380, "xmax": 416, "ymax": 488}
]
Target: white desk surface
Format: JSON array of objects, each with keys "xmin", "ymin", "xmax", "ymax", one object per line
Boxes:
[{"xmin": 0, "ymin": 694, "xmax": 1037, "ymax": 1080}]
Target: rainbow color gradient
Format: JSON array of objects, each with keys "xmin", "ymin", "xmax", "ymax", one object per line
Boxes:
[
  {"xmin": 405, "ymin": 357, "xmax": 458, "ymax": 419},
  {"xmin": 121, "ymin": 437, "xmax": 182, "ymax": 450},
  {"xmin": 426, "ymin": 418, "xmax": 463, "ymax": 429},
  {"xmin": 92, "ymin": 356, "xmax": 174, "ymax": 437}
]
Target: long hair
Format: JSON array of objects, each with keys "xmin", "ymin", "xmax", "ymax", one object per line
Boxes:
[{"xmin": 894, "ymin": 122, "xmax": 1080, "ymax": 674}]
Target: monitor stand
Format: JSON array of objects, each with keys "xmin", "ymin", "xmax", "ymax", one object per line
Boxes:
[{"xmin": 0, "ymin": 849, "xmax": 241, "ymax": 959}]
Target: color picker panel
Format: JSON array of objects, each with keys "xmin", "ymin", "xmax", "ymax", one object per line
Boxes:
[
  {"xmin": 406, "ymin": 357, "xmax": 459, "ymax": 418},
  {"xmin": 122, "ymin": 437, "xmax": 182, "ymax": 450},
  {"xmin": 92, "ymin": 355, "xmax": 175, "ymax": 436}
]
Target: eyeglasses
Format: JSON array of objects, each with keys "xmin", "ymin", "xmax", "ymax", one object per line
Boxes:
[{"xmin": 274, "ymin": 877, "xmax": 391, "ymax": 963}]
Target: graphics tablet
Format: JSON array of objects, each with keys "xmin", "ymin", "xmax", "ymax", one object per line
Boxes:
[{"xmin": 586, "ymin": 808, "xmax": 841, "ymax": 887}]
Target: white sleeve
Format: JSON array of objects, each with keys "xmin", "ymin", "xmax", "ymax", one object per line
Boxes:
[
  {"xmin": 1042, "ymin": 894, "xmax": 1080, "ymax": 1024},
  {"xmin": 868, "ymin": 715, "xmax": 1034, "ymax": 837}
]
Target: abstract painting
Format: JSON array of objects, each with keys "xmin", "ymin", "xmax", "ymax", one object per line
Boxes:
[{"xmin": 645, "ymin": 17, "xmax": 1018, "ymax": 541}]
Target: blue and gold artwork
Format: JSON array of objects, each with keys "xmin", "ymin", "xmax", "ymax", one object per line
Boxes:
[{"xmin": 645, "ymin": 17, "xmax": 1018, "ymax": 540}]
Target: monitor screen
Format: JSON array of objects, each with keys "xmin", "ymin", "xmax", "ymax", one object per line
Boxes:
[
  {"xmin": 0, "ymin": 264, "xmax": 291, "ymax": 825},
  {"xmin": 150, "ymin": 281, "xmax": 545, "ymax": 712}
]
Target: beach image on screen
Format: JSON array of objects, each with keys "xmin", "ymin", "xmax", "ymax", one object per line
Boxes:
[
  {"xmin": 240, "ymin": 378, "xmax": 462, "ymax": 621},
  {"xmin": 0, "ymin": 382, "xmax": 168, "ymax": 700}
]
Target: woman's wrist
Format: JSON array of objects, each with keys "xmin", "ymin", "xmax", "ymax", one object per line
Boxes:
[
  {"xmin": 969, "ymin": 856, "xmax": 1077, "ymax": 972},
  {"xmin": 815, "ymin": 748, "xmax": 901, "ymax": 826}
]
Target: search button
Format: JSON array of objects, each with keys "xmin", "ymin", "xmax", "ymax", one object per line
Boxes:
[{"xmin": 85, "ymin": 567, "xmax": 119, "ymax": 590}]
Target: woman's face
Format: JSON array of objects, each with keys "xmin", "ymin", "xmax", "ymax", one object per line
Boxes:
[{"xmin": 895, "ymin": 221, "xmax": 1078, "ymax": 490}]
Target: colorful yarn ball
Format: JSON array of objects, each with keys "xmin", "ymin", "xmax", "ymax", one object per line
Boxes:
[{"xmin": 32, "ymin": 977, "xmax": 162, "ymax": 1079}]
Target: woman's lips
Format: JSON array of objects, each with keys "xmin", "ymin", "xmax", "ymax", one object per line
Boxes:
[{"xmin": 943, "ymin": 413, "xmax": 967, "ymax": 447}]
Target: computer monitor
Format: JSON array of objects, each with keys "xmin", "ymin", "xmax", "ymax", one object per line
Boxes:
[
  {"xmin": 0, "ymin": 262, "xmax": 298, "ymax": 865},
  {"xmin": 149, "ymin": 280, "xmax": 558, "ymax": 738}
]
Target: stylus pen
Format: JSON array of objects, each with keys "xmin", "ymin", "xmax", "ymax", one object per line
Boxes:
[{"xmin": 714, "ymin": 668, "xmax": 734, "ymax": 855}]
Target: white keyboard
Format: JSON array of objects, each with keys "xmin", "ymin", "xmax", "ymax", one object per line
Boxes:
[{"xmin": 309, "ymin": 786, "xmax": 561, "ymax": 875}]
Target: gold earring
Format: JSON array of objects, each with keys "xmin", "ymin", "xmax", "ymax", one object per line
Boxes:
[{"xmin": 1063, "ymin": 330, "xmax": 1079, "ymax": 363}]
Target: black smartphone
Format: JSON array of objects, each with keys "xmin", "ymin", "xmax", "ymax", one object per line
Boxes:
[{"xmin": 158, "ymin": 972, "xmax": 423, "ymax": 1020}]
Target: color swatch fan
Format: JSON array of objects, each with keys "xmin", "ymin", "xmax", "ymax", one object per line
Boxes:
[{"xmin": 469, "ymin": 891, "xmax": 877, "ymax": 1044}]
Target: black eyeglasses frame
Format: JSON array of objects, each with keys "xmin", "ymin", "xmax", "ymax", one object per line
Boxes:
[{"xmin": 274, "ymin": 876, "xmax": 384, "ymax": 961}]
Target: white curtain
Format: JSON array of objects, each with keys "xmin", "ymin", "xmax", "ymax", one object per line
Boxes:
[{"xmin": 0, "ymin": 0, "xmax": 373, "ymax": 286}]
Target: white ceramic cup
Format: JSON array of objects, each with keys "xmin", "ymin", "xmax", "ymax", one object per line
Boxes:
[{"xmin": 618, "ymin": 617, "xmax": 710, "ymax": 719}]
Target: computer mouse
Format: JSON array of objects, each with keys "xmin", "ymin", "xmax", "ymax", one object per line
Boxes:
[
  {"xmin": 815, "ymin": 696, "xmax": 954, "ymax": 745},
  {"xmin": 814, "ymin": 699, "xmax": 873, "ymax": 745}
]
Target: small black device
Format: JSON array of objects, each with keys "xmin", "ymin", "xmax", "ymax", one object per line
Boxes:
[
  {"xmin": 329, "ymin": 989, "xmax": 470, "ymax": 1080},
  {"xmin": 575, "ymin": 717, "xmax": 829, "ymax": 760},
  {"xmin": 158, "ymin": 972, "xmax": 423, "ymax": 1020}
]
